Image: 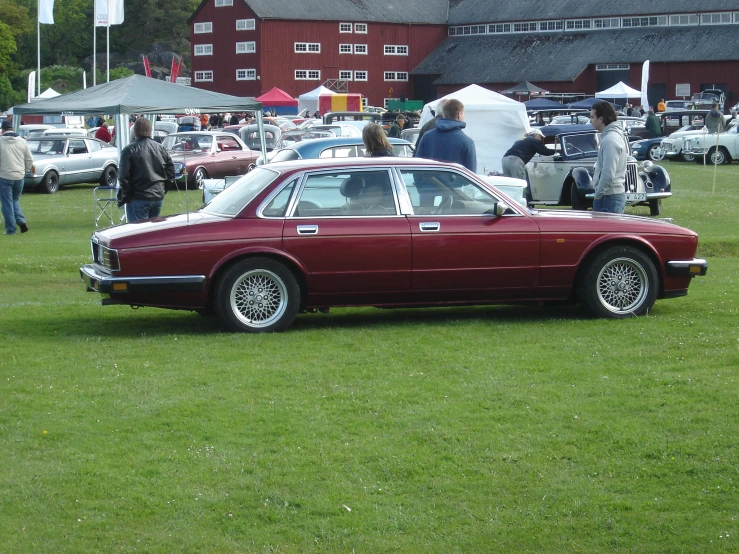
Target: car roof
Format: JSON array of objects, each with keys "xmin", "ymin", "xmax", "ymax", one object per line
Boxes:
[
  {"xmin": 264, "ymin": 155, "xmax": 464, "ymax": 174},
  {"xmin": 286, "ymin": 136, "xmax": 411, "ymax": 152}
]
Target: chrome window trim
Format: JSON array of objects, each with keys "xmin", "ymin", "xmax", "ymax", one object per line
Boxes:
[{"xmin": 256, "ymin": 176, "xmax": 299, "ymax": 219}]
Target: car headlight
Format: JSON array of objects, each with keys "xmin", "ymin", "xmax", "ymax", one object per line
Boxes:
[{"xmin": 173, "ymin": 162, "xmax": 185, "ymax": 173}]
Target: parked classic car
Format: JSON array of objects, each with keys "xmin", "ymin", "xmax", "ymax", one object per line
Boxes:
[
  {"xmin": 659, "ymin": 117, "xmax": 735, "ymax": 161},
  {"xmin": 24, "ymin": 135, "xmax": 118, "ymax": 193},
  {"xmin": 222, "ymin": 123, "xmax": 283, "ymax": 151},
  {"xmin": 682, "ymin": 122, "xmax": 739, "ymax": 164},
  {"xmin": 526, "ymin": 130, "xmax": 672, "ymax": 216},
  {"xmin": 164, "ymin": 131, "xmax": 260, "ymax": 189},
  {"xmin": 630, "ymin": 124, "xmax": 703, "ymax": 161},
  {"xmin": 202, "ymin": 137, "xmax": 415, "ymax": 202},
  {"xmin": 80, "ymin": 157, "xmax": 707, "ymax": 332},
  {"xmin": 17, "ymin": 124, "xmax": 55, "ymax": 138}
]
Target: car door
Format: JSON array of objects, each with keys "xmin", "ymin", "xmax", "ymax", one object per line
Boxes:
[
  {"xmin": 398, "ymin": 168, "xmax": 541, "ymax": 302},
  {"xmin": 216, "ymin": 134, "xmax": 255, "ymax": 176},
  {"xmin": 62, "ymin": 139, "xmax": 94, "ymax": 184},
  {"xmin": 281, "ymin": 168, "xmax": 411, "ymax": 300}
]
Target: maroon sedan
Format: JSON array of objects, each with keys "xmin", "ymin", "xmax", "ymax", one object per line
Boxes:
[
  {"xmin": 164, "ymin": 131, "xmax": 259, "ymax": 189},
  {"xmin": 81, "ymin": 158, "xmax": 707, "ymax": 332}
]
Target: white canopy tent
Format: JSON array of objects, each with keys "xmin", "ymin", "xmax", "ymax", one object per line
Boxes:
[
  {"xmin": 419, "ymin": 84, "xmax": 531, "ymax": 174},
  {"xmin": 595, "ymin": 81, "xmax": 642, "ymax": 99},
  {"xmin": 298, "ymin": 86, "xmax": 335, "ymax": 115}
]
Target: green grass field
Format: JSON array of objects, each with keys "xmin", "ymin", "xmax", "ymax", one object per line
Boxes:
[{"xmin": 1, "ymin": 161, "xmax": 737, "ymax": 552}]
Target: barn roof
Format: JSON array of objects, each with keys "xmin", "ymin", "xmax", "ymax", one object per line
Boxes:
[
  {"xmin": 448, "ymin": 0, "xmax": 739, "ymax": 25},
  {"xmin": 412, "ymin": 25, "xmax": 739, "ymax": 84}
]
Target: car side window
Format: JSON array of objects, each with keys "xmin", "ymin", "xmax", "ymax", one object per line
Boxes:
[
  {"xmin": 86, "ymin": 140, "xmax": 101, "ymax": 152},
  {"xmin": 400, "ymin": 169, "xmax": 497, "ymax": 216},
  {"xmin": 68, "ymin": 140, "xmax": 88, "ymax": 155},
  {"xmin": 319, "ymin": 146, "xmax": 358, "ymax": 158},
  {"xmin": 218, "ymin": 136, "xmax": 242, "ymax": 151},
  {"xmin": 292, "ymin": 170, "xmax": 396, "ymax": 217},
  {"xmin": 262, "ymin": 179, "xmax": 297, "ymax": 218}
]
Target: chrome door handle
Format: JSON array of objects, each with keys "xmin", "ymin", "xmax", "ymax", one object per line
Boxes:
[
  {"xmin": 297, "ymin": 225, "xmax": 318, "ymax": 235},
  {"xmin": 419, "ymin": 222, "xmax": 440, "ymax": 232}
]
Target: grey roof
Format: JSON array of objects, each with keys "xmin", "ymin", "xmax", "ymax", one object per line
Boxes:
[
  {"xmin": 240, "ymin": 0, "xmax": 449, "ymax": 25},
  {"xmin": 13, "ymin": 75, "xmax": 261, "ymax": 115},
  {"xmin": 448, "ymin": 0, "xmax": 739, "ymax": 25},
  {"xmin": 412, "ymin": 25, "xmax": 739, "ymax": 84}
]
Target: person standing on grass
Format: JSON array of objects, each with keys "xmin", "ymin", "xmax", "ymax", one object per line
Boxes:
[
  {"xmin": 589, "ymin": 101, "xmax": 628, "ymax": 214},
  {"xmin": 0, "ymin": 119, "xmax": 33, "ymax": 235},
  {"xmin": 117, "ymin": 117, "xmax": 175, "ymax": 223}
]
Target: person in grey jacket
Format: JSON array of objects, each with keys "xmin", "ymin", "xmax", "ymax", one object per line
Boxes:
[
  {"xmin": 589, "ymin": 101, "xmax": 627, "ymax": 214},
  {"xmin": 117, "ymin": 117, "xmax": 175, "ymax": 222},
  {"xmin": 704, "ymin": 102, "xmax": 726, "ymax": 134},
  {"xmin": 0, "ymin": 119, "xmax": 33, "ymax": 235}
]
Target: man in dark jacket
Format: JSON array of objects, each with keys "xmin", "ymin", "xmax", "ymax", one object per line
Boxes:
[
  {"xmin": 387, "ymin": 114, "xmax": 406, "ymax": 138},
  {"xmin": 414, "ymin": 99, "xmax": 447, "ymax": 156},
  {"xmin": 644, "ymin": 109, "xmax": 662, "ymax": 138},
  {"xmin": 117, "ymin": 117, "xmax": 175, "ymax": 222},
  {"xmin": 501, "ymin": 128, "xmax": 555, "ymax": 180},
  {"xmin": 415, "ymin": 99, "xmax": 476, "ymax": 172}
]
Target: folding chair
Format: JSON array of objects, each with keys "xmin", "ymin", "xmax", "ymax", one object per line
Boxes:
[{"xmin": 94, "ymin": 185, "xmax": 123, "ymax": 227}]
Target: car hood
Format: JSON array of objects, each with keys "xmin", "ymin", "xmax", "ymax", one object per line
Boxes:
[
  {"xmin": 531, "ymin": 209, "xmax": 696, "ymax": 236},
  {"xmin": 94, "ymin": 211, "xmax": 227, "ymax": 246}
]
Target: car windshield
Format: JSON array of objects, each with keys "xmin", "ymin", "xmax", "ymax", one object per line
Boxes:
[
  {"xmin": 561, "ymin": 133, "xmax": 599, "ymax": 156},
  {"xmin": 27, "ymin": 139, "xmax": 66, "ymax": 155},
  {"xmin": 201, "ymin": 167, "xmax": 280, "ymax": 216},
  {"xmin": 162, "ymin": 134, "xmax": 212, "ymax": 153}
]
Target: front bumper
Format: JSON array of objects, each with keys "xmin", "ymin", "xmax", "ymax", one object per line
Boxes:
[
  {"xmin": 585, "ymin": 191, "xmax": 672, "ymax": 203},
  {"xmin": 665, "ymin": 259, "xmax": 708, "ymax": 277},
  {"xmin": 24, "ymin": 174, "xmax": 43, "ymax": 186},
  {"xmin": 80, "ymin": 264, "xmax": 206, "ymax": 294}
]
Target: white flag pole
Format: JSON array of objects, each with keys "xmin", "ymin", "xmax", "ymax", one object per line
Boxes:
[
  {"xmin": 93, "ymin": 20, "xmax": 97, "ymax": 86},
  {"xmin": 106, "ymin": 0, "xmax": 111, "ymax": 82},
  {"xmin": 37, "ymin": 15, "xmax": 41, "ymax": 96}
]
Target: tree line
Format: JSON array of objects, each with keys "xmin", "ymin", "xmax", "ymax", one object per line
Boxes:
[{"xmin": 0, "ymin": 0, "xmax": 199, "ymax": 109}]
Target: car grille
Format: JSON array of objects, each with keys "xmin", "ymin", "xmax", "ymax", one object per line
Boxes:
[
  {"xmin": 91, "ymin": 238, "xmax": 120, "ymax": 271},
  {"xmin": 625, "ymin": 162, "xmax": 638, "ymax": 193}
]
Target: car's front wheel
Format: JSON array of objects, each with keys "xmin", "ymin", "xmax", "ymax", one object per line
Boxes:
[
  {"xmin": 579, "ymin": 246, "xmax": 658, "ymax": 318},
  {"xmin": 215, "ymin": 257, "xmax": 301, "ymax": 332},
  {"xmin": 192, "ymin": 167, "xmax": 208, "ymax": 190},
  {"xmin": 649, "ymin": 199, "xmax": 662, "ymax": 216},
  {"xmin": 40, "ymin": 170, "xmax": 59, "ymax": 194},
  {"xmin": 681, "ymin": 152, "xmax": 695, "ymax": 162},
  {"xmin": 570, "ymin": 182, "xmax": 586, "ymax": 210},
  {"xmin": 706, "ymin": 146, "xmax": 730, "ymax": 165},
  {"xmin": 647, "ymin": 144, "xmax": 665, "ymax": 161}
]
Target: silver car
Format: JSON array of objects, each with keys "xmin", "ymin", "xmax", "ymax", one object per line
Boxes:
[{"xmin": 24, "ymin": 135, "xmax": 119, "ymax": 194}]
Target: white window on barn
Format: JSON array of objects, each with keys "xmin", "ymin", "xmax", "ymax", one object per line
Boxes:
[
  {"xmin": 384, "ymin": 45, "xmax": 408, "ymax": 55},
  {"xmin": 236, "ymin": 69, "xmax": 256, "ymax": 81},
  {"xmin": 355, "ymin": 23, "xmax": 367, "ymax": 33},
  {"xmin": 339, "ymin": 70, "xmax": 353, "ymax": 80},
  {"xmin": 194, "ymin": 71, "xmax": 213, "ymax": 82},
  {"xmin": 339, "ymin": 44, "xmax": 352, "ymax": 54},
  {"xmin": 194, "ymin": 22, "xmax": 212, "ymax": 34},
  {"xmin": 340, "ymin": 23, "xmax": 352, "ymax": 33},
  {"xmin": 214, "ymin": 0, "xmax": 233, "ymax": 6},
  {"xmin": 354, "ymin": 71, "xmax": 368, "ymax": 81},
  {"xmin": 354, "ymin": 44, "xmax": 367, "ymax": 54},
  {"xmin": 194, "ymin": 44, "xmax": 213, "ymax": 56},
  {"xmin": 384, "ymin": 72, "xmax": 408, "ymax": 81},
  {"xmin": 236, "ymin": 19, "xmax": 255, "ymax": 31},
  {"xmin": 307, "ymin": 70, "xmax": 320, "ymax": 80},
  {"xmin": 295, "ymin": 43, "xmax": 320, "ymax": 53},
  {"xmin": 236, "ymin": 41, "xmax": 256, "ymax": 54}
]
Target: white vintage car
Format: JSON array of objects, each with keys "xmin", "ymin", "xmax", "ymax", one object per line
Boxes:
[
  {"xmin": 526, "ymin": 130, "xmax": 672, "ymax": 216},
  {"xmin": 659, "ymin": 117, "xmax": 736, "ymax": 161},
  {"xmin": 682, "ymin": 122, "xmax": 739, "ymax": 164}
]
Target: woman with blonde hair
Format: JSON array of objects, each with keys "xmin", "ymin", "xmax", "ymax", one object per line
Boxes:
[{"xmin": 362, "ymin": 123, "xmax": 394, "ymax": 157}]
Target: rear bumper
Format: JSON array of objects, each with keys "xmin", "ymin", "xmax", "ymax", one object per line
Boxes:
[
  {"xmin": 80, "ymin": 264, "xmax": 206, "ymax": 294},
  {"xmin": 665, "ymin": 259, "xmax": 708, "ymax": 277}
]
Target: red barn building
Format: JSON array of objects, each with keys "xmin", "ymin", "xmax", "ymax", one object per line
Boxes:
[{"xmin": 189, "ymin": 1, "xmax": 739, "ymax": 110}]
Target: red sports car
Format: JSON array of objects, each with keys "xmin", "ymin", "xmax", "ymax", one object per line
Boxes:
[{"xmin": 81, "ymin": 158, "xmax": 707, "ymax": 332}]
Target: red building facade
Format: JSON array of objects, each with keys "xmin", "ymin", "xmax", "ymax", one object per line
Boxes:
[{"xmin": 189, "ymin": 1, "xmax": 446, "ymax": 106}]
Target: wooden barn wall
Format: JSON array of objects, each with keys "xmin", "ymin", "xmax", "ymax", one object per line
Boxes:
[{"xmin": 190, "ymin": 1, "xmax": 262, "ymax": 97}]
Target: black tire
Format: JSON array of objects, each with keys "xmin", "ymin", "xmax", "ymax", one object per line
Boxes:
[
  {"xmin": 649, "ymin": 199, "xmax": 662, "ymax": 216},
  {"xmin": 99, "ymin": 165, "xmax": 117, "ymax": 186},
  {"xmin": 214, "ymin": 257, "xmax": 301, "ymax": 333},
  {"xmin": 681, "ymin": 152, "xmax": 695, "ymax": 162},
  {"xmin": 647, "ymin": 144, "xmax": 665, "ymax": 161},
  {"xmin": 707, "ymin": 147, "xmax": 729, "ymax": 165},
  {"xmin": 192, "ymin": 167, "xmax": 208, "ymax": 190},
  {"xmin": 40, "ymin": 170, "xmax": 59, "ymax": 194},
  {"xmin": 578, "ymin": 246, "xmax": 658, "ymax": 318},
  {"xmin": 570, "ymin": 182, "xmax": 585, "ymax": 210}
]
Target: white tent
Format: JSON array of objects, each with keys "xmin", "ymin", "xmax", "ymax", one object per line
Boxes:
[
  {"xmin": 298, "ymin": 85, "xmax": 336, "ymax": 115},
  {"xmin": 595, "ymin": 81, "xmax": 642, "ymax": 99},
  {"xmin": 419, "ymin": 84, "xmax": 531, "ymax": 174},
  {"xmin": 37, "ymin": 88, "xmax": 61, "ymax": 99}
]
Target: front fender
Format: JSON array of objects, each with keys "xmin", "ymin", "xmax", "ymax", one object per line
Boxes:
[
  {"xmin": 645, "ymin": 165, "xmax": 671, "ymax": 193},
  {"xmin": 571, "ymin": 166, "xmax": 594, "ymax": 193}
]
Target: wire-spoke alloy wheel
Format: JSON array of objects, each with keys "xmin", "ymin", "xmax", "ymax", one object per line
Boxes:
[
  {"xmin": 215, "ymin": 258, "xmax": 301, "ymax": 332},
  {"xmin": 579, "ymin": 246, "xmax": 658, "ymax": 318}
]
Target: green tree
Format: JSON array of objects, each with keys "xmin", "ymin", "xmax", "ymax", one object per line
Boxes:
[{"xmin": 0, "ymin": 21, "xmax": 19, "ymax": 109}]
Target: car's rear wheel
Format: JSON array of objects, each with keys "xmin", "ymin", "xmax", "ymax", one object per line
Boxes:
[
  {"xmin": 99, "ymin": 165, "xmax": 117, "ymax": 186},
  {"xmin": 192, "ymin": 167, "xmax": 208, "ymax": 190},
  {"xmin": 647, "ymin": 144, "xmax": 665, "ymax": 161},
  {"xmin": 40, "ymin": 170, "xmax": 59, "ymax": 194},
  {"xmin": 649, "ymin": 199, "xmax": 662, "ymax": 216},
  {"xmin": 570, "ymin": 182, "xmax": 586, "ymax": 210},
  {"xmin": 215, "ymin": 257, "xmax": 301, "ymax": 333},
  {"xmin": 579, "ymin": 246, "xmax": 658, "ymax": 318}
]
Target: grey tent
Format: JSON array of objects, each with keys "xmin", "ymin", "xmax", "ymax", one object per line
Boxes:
[{"xmin": 12, "ymin": 75, "xmax": 265, "ymax": 160}]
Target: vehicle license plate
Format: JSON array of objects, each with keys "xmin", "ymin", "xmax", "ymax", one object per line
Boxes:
[{"xmin": 626, "ymin": 193, "xmax": 647, "ymax": 203}]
